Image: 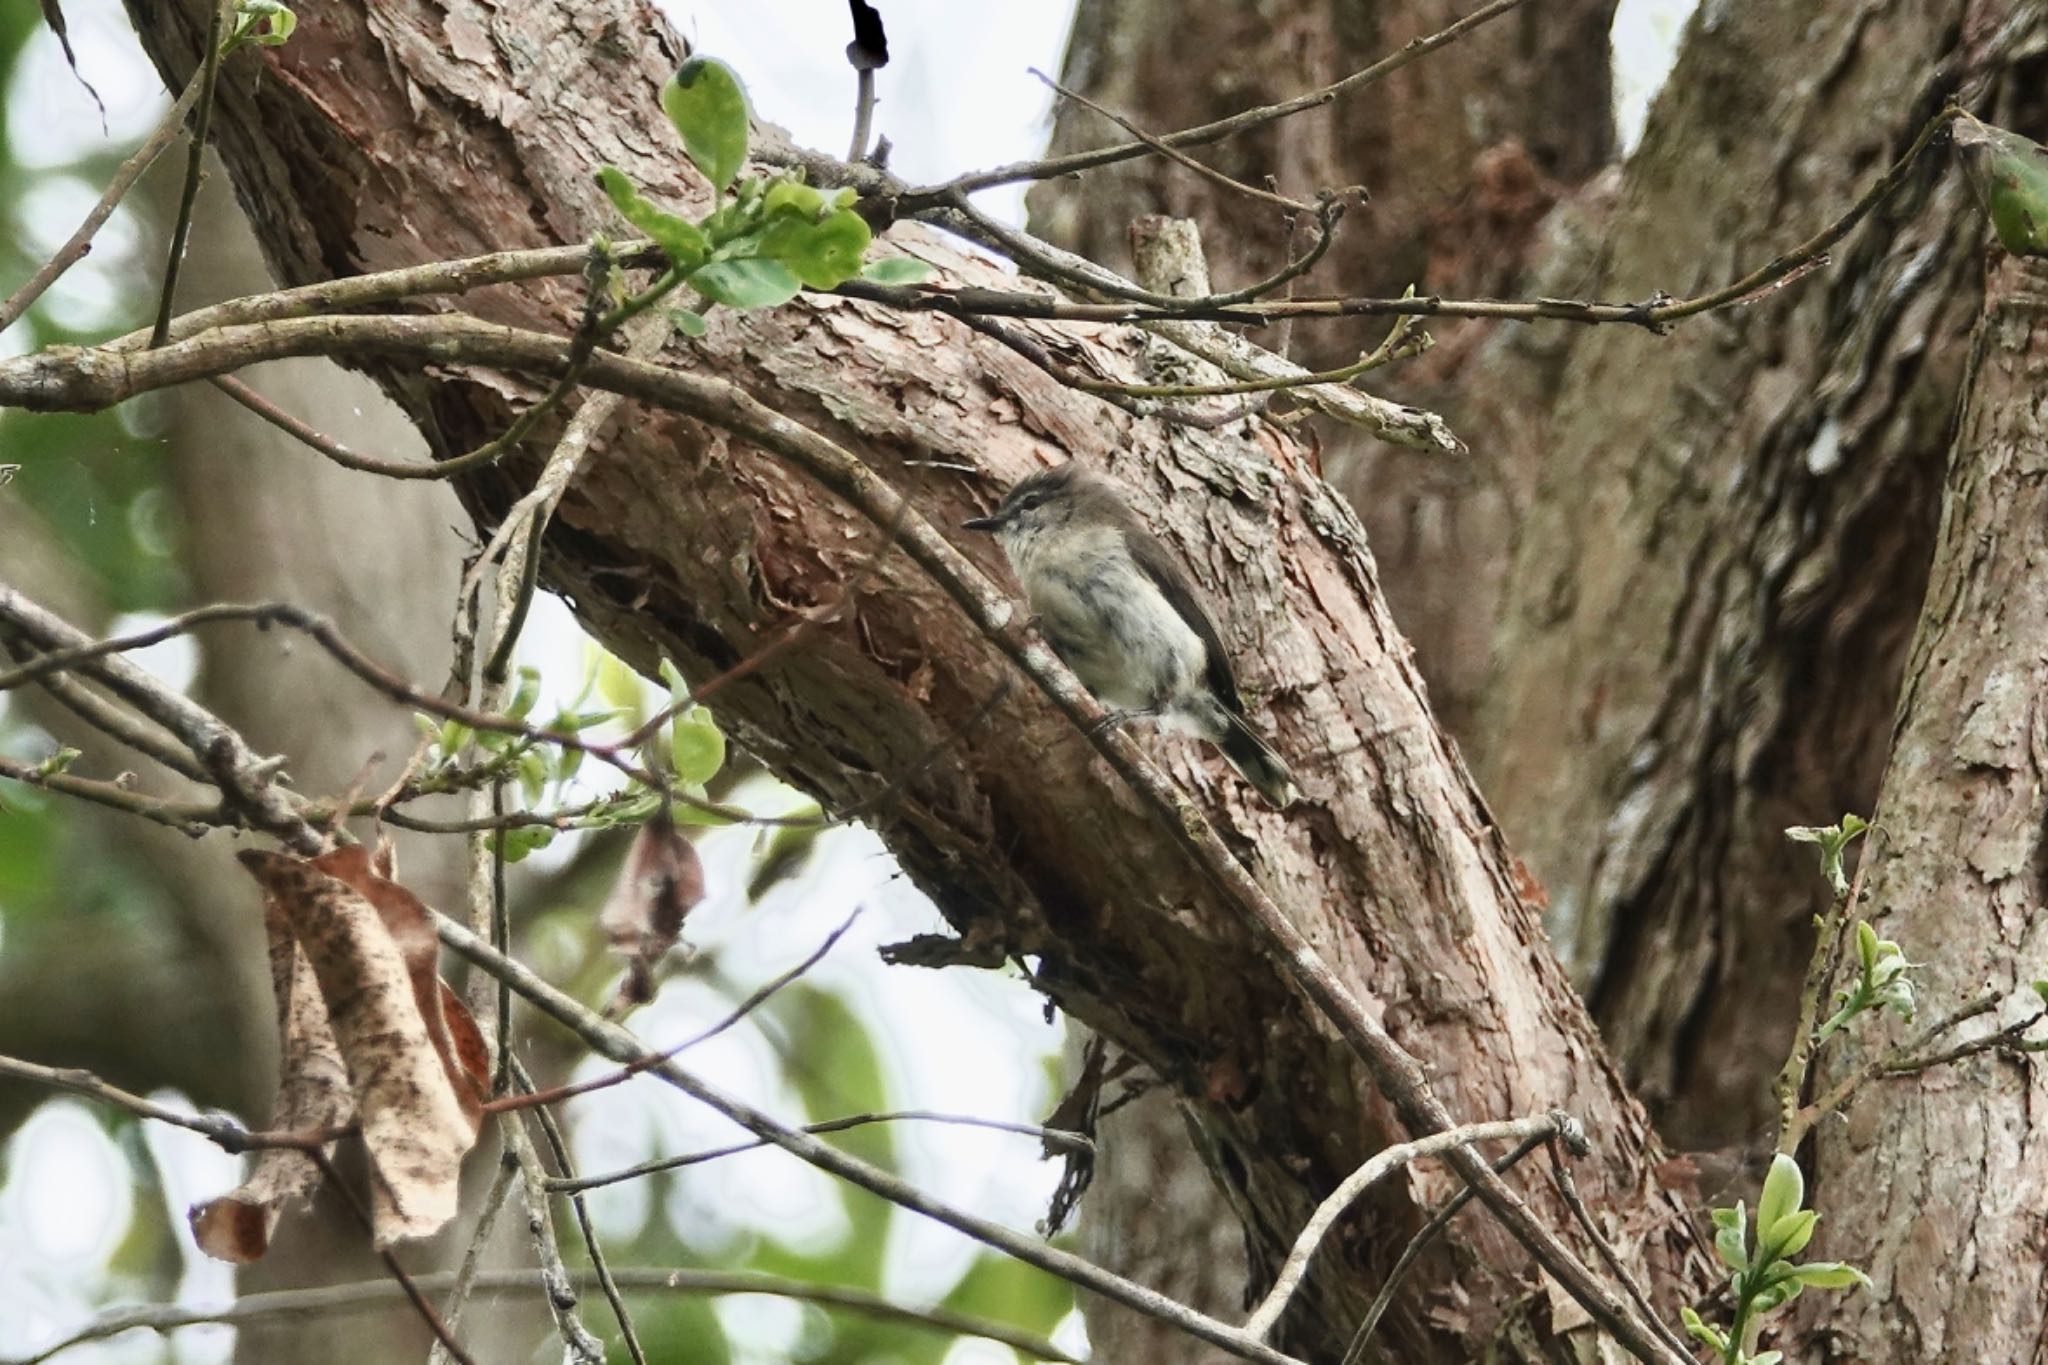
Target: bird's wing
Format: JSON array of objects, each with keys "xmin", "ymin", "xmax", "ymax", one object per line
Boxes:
[{"xmin": 1122, "ymin": 521, "xmax": 1245, "ymax": 714}]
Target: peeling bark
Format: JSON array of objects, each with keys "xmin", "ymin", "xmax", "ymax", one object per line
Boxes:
[
  {"xmin": 113, "ymin": 1, "xmax": 1704, "ymax": 1357},
  {"xmin": 1805, "ymin": 254, "xmax": 2048, "ymax": 1365}
]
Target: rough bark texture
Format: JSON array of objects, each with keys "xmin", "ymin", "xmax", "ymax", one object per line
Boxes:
[
  {"xmin": 1028, "ymin": 4, "xmax": 1623, "ymax": 1350},
  {"xmin": 1480, "ymin": 0, "xmax": 2044, "ymax": 1151},
  {"xmin": 115, "ymin": 2, "xmax": 1705, "ymax": 1358},
  {"xmin": 1804, "ymin": 254, "xmax": 2048, "ymax": 1365},
  {"xmin": 1029, "ymin": 0, "xmax": 1620, "ymax": 738}
]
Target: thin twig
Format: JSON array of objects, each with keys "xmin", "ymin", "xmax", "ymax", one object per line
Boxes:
[
  {"xmin": 1341, "ymin": 1128, "xmax": 1555, "ymax": 1365},
  {"xmin": 1547, "ymin": 1137, "xmax": 1697, "ymax": 1364},
  {"xmin": 550, "ymin": 1108, "xmax": 1094, "ymax": 1195},
  {"xmin": 0, "ymin": 596, "xmax": 780, "ymax": 828},
  {"xmin": 909, "ymin": 0, "xmax": 1534, "ymax": 202},
  {"xmin": 427, "ymin": 1149, "xmax": 520, "ymax": 1365},
  {"xmin": 1030, "ymin": 68, "xmax": 1315, "ymax": 214},
  {"xmin": 4, "ymin": 636, "xmax": 209, "ymax": 781},
  {"xmin": 471, "ymin": 312, "xmax": 669, "ymax": 685},
  {"xmin": 1772, "ymin": 852, "xmax": 1870, "ymax": 1155},
  {"xmin": 0, "ymin": 70, "xmax": 206, "ymax": 333},
  {"xmin": 849, "ymin": 67, "xmax": 877, "ymax": 163},
  {"xmin": 304, "ymin": 1147, "xmax": 479, "ymax": 1365},
  {"xmin": 209, "ymin": 375, "xmax": 449, "ymax": 479},
  {"xmin": 0, "ymin": 1054, "xmax": 336, "ymax": 1154},
  {"xmin": 511, "ymin": 1056, "xmax": 650, "ymax": 1365},
  {"xmin": 0, "ymin": 587, "xmax": 322, "ymax": 851},
  {"xmin": 148, "ymin": 0, "xmax": 228, "ymax": 349},
  {"xmin": 5, "ymin": 1267, "xmax": 1085, "ymax": 1365},
  {"xmin": 501, "ymin": 1111, "xmax": 606, "ymax": 1365},
  {"xmin": 1241, "ymin": 1114, "xmax": 1566, "ymax": 1341},
  {"xmin": 436, "ymin": 913, "xmax": 1309, "ymax": 1365},
  {"xmin": 492, "ymin": 905, "xmax": 865, "ymax": 1119},
  {"xmin": 0, "ymin": 754, "xmax": 223, "ymax": 834}
]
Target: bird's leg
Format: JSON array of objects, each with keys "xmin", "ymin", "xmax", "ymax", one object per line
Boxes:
[{"xmin": 1085, "ymin": 706, "xmax": 1157, "ymax": 738}]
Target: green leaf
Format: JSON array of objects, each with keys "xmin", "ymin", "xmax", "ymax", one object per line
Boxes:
[
  {"xmin": 438, "ymin": 719, "xmax": 472, "ymax": 754},
  {"xmin": 757, "ymin": 207, "xmax": 872, "ymax": 289},
  {"xmin": 662, "ymin": 57, "xmax": 751, "ymax": 193},
  {"xmin": 2032, "ymin": 979, "xmax": 2048, "ymax": 1008},
  {"xmin": 1757, "ymin": 1154, "xmax": 1805, "ymax": 1249},
  {"xmin": 517, "ymin": 750, "xmax": 549, "ymax": 806},
  {"xmin": 669, "ymin": 708, "xmax": 726, "ymax": 786},
  {"xmin": 1752, "ymin": 1351, "xmax": 1784, "ymax": 1365},
  {"xmin": 861, "ymin": 255, "xmax": 932, "ymax": 285},
  {"xmin": 1955, "ymin": 117, "xmax": 2048, "ymax": 258},
  {"xmin": 1679, "ymin": 1306, "xmax": 1728, "ymax": 1352},
  {"xmin": 224, "ymin": 0, "xmax": 295, "ymax": 52},
  {"xmin": 667, "ymin": 308, "xmax": 708, "ymax": 338},
  {"xmin": 747, "ymin": 816, "xmax": 823, "ymax": 902},
  {"xmin": 496, "ymin": 825, "xmax": 554, "ymax": 864},
  {"xmin": 671, "ymin": 796, "xmax": 741, "ymax": 828},
  {"xmin": 1772, "ymin": 1208, "xmax": 1818, "ymax": 1259},
  {"xmin": 554, "ymin": 744, "xmax": 584, "ymax": 783},
  {"xmin": 690, "ymin": 258, "xmax": 801, "ymax": 311},
  {"xmin": 1785, "ymin": 814, "xmax": 1868, "ymax": 895},
  {"xmin": 1713, "ymin": 1201, "xmax": 1748, "ymax": 1272},
  {"xmin": 507, "ymin": 665, "xmax": 541, "ymax": 721},
  {"xmin": 762, "ymin": 180, "xmax": 827, "ymax": 219},
  {"xmin": 1785, "ymin": 1261, "xmax": 1870, "ymax": 1290},
  {"xmin": 1856, "ymin": 918, "xmax": 1879, "ymax": 970},
  {"xmin": 594, "ymin": 166, "xmax": 707, "ymax": 270},
  {"xmin": 594, "ymin": 650, "xmax": 646, "ymax": 718}
]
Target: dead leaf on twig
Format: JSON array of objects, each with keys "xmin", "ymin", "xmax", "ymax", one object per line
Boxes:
[
  {"xmin": 189, "ymin": 895, "xmax": 351, "ymax": 1263},
  {"xmin": 36, "ymin": 0, "xmax": 107, "ymax": 127},
  {"xmin": 193, "ymin": 849, "xmax": 483, "ymax": 1258},
  {"xmin": 599, "ymin": 810, "xmax": 704, "ymax": 1012},
  {"xmin": 312, "ymin": 845, "xmax": 491, "ymax": 1129}
]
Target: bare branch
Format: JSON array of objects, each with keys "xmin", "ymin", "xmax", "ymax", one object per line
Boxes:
[
  {"xmin": 906, "ymin": 0, "xmax": 1534, "ymax": 202},
  {"xmin": 0, "ymin": 69, "xmax": 205, "ymax": 333},
  {"xmin": 435, "ymin": 912, "xmax": 1309, "ymax": 1365},
  {"xmin": 550, "ymin": 1108, "xmax": 1094, "ymax": 1195},
  {"xmin": 1547, "ymin": 1137, "xmax": 1697, "ymax": 1364},
  {"xmin": 1242, "ymin": 1113, "xmax": 1568, "ymax": 1341},
  {"xmin": 501, "ymin": 1112, "xmax": 606, "ymax": 1365},
  {"xmin": 148, "ymin": 0, "xmax": 228, "ymax": 349},
  {"xmin": 0, "ymin": 585, "xmax": 322, "ymax": 851},
  {"xmin": 5, "ymin": 1267, "xmax": 1086, "ymax": 1365}
]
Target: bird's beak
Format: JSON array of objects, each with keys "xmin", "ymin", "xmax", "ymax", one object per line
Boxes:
[{"xmin": 961, "ymin": 513, "xmax": 1003, "ymax": 532}]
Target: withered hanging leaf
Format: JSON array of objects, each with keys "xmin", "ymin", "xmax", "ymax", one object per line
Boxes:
[
  {"xmin": 37, "ymin": 0, "xmax": 107, "ymax": 127},
  {"xmin": 235, "ymin": 850, "xmax": 478, "ymax": 1248},
  {"xmin": 312, "ymin": 846, "xmax": 491, "ymax": 1123},
  {"xmin": 1954, "ymin": 115, "xmax": 2048, "ymax": 258},
  {"xmin": 189, "ymin": 897, "xmax": 351, "ymax": 1263},
  {"xmin": 599, "ymin": 810, "xmax": 704, "ymax": 1010}
]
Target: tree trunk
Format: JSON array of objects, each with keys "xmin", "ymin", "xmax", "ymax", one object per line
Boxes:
[
  {"xmin": 1030, "ymin": 0, "xmax": 1620, "ymax": 737},
  {"xmin": 1804, "ymin": 252, "xmax": 2048, "ymax": 1365},
  {"xmin": 1028, "ymin": 0, "xmax": 1623, "ymax": 1343},
  {"xmin": 110, "ymin": 1, "xmax": 1702, "ymax": 1358},
  {"xmin": 1480, "ymin": 0, "xmax": 2041, "ymax": 1151}
]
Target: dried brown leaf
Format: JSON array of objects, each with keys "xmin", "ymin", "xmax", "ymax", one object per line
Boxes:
[
  {"xmin": 237, "ymin": 850, "xmax": 477, "ymax": 1248},
  {"xmin": 599, "ymin": 812, "xmax": 704, "ymax": 1008},
  {"xmin": 313, "ymin": 845, "xmax": 490, "ymax": 1123},
  {"xmin": 188, "ymin": 897, "xmax": 351, "ymax": 1263}
]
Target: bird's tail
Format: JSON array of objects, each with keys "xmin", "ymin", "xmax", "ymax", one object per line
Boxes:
[{"xmin": 1216, "ymin": 710, "xmax": 1299, "ymax": 809}]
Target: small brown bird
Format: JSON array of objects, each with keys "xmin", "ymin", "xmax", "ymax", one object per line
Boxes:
[{"xmin": 964, "ymin": 464, "xmax": 1298, "ymax": 808}]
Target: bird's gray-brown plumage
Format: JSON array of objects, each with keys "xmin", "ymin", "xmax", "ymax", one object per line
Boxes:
[{"xmin": 963, "ymin": 464, "xmax": 1298, "ymax": 807}]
